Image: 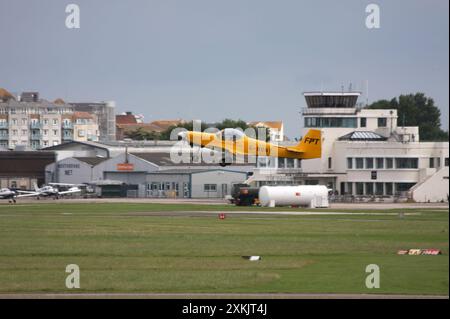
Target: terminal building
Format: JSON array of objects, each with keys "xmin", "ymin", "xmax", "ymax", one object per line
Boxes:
[{"xmin": 249, "ymin": 92, "xmax": 449, "ymax": 202}]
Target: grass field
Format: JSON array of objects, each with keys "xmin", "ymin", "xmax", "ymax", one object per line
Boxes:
[{"xmin": 0, "ymin": 203, "xmax": 448, "ymax": 295}]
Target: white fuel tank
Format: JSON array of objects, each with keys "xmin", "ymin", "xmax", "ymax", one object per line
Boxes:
[{"xmin": 259, "ymin": 185, "xmax": 329, "ymax": 208}]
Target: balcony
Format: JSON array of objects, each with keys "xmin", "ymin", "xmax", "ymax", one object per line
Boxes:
[
  {"xmin": 30, "ymin": 122, "xmax": 42, "ymax": 129},
  {"xmin": 30, "ymin": 134, "xmax": 43, "ymax": 140},
  {"xmin": 0, "ymin": 122, "xmax": 8, "ymax": 129},
  {"xmin": 62, "ymin": 134, "xmax": 73, "ymax": 141},
  {"xmin": 62, "ymin": 122, "xmax": 73, "ymax": 129},
  {"xmin": 0, "ymin": 134, "xmax": 8, "ymax": 140}
]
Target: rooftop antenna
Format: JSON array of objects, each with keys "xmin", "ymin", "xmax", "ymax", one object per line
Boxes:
[
  {"xmin": 348, "ymin": 83, "xmax": 353, "ymax": 92},
  {"xmin": 365, "ymin": 80, "xmax": 369, "ymax": 106}
]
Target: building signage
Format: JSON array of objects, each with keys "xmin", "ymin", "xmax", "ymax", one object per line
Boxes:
[{"xmin": 117, "ymin": 163, "xmax": 134, "ymax": 171}]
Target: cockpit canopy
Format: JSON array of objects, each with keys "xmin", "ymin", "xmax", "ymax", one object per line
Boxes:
[{"xmin": 217, "ymin": 128, "xmax": 246, "ymax": 141}]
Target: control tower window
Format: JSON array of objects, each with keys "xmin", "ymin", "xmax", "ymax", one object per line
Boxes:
[{"xmin": 304, "ymin": 117, "xmax": 357, "ymax": 128}]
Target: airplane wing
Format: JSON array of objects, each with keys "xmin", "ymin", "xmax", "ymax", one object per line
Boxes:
[
  {"xmin": 58, "ymin": 189, "xmax": 81, "ymax": 195},
  {"xmin": 16, "ymin": 192, "xmax": 40, "ymax": 198},
  {"xmin": 16, "ymin": 190, "xmax": 39, "ymax": 194}
]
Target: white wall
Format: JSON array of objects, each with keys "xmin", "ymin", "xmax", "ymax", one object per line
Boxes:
[{"xmin": 411, "ymin": 167, "xmax": 449, "ymax": 202}]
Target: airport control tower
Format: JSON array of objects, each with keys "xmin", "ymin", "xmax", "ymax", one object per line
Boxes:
[{"xmin": 300, "ymin": 91, "xmax": 398, "ymax": 174}]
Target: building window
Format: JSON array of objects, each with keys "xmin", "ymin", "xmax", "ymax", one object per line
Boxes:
[
  {"xmin": 395, "ymin": 158, "xmax": 418, "ymax": 169},
  {"xmin": 328, "ymin": 157, "xmax": 332, "ymax": 169},
  {"xmin": 429, "ymin": 158, "xmax": 435, "ymax": 168},
  {"xmin": 385, "ymin": 183, "xmax": 393, "ymax": 195},
  {"xmin": 304, "ymin": 117, "xmax": 357, "ymax": 128},
  {"xmin": 395, "ymin": 183, "xmax": 416, "ymax": 193},
  {"xmin": 365, "ymin": 158, "xmax": 374, "ymax": 169},
  {"xmin": 346, "ymin": 182, "xmax": 353, "ymax": 195},
  {"xmin": 437, "ymin": 157, "xmax": 441, "ymax": 168},
  {"xmin": 360, "ymin": 117, "xmax": 367, "ymax": 128},
  {"xmin": 347, "ymin": 158, "xmax": 353, "ymax": 169},
  {"xmin": 365, "ymin": 183, "xmax": 374, "ymax": 195},
  {"xmin": 386, "ymin": 158, "xmax": 394, "ymax": 169},
  {"xmin": 375, "ymin": 183, "xmax": 384, "ymax": 195},
  {"xmin": 445, "ymin": 158, "xmax": 449, "ymax": 167},
  {"xmin": 204, "ymin": 184, "xmax": 217, "ymax": 192},
  {"xmin": 53, "ymin": 119, "xmax": 58, "ymax": 125},
  {"xmin": 65, "ymin": 170, "xmax": 73, "ymax": 175},
  {"xmin": 356, "ymin": 182, "xmax": 364, "ymax": 195},
  {"xmin": 286, "ymin": 158, "xmax": 294, "ymax": 168},
  {"xmin": 376, "ymin": 158, "xmax": 384, "ymax": 169},
  {"xmin": 53, "ymin": 129, "xmax": 58, "ymax": 136},
  {"xmin": 377, "ymin": 118, "xmax": 387, "ymax": 127},
  {"xmin": 355, "ymin": 158, "xmax": 364, "ymax": 169}
]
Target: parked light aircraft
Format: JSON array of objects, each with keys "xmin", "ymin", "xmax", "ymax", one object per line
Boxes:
[
  {"xmin": 0, "ymin": 188, "xmax": 42, "ymax": 203},
  {"xmin": 177, "ymin": 128, "xmax": 322, "ymax": 166},
  {"xmin": 17, "ymin": 183, "xmax": 82, "ymax": 199}
]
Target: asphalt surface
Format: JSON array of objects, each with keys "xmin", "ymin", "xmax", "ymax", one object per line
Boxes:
[{"xmin": 1, "ymin": 197, "xmax": 448, "ymax": 210}]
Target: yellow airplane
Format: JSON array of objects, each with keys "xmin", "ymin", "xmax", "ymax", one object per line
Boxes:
[{"xmin": 177, "ymin": 128, "xmax": 322, "ymax": 166}]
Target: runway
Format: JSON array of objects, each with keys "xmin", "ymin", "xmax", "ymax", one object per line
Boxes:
[{"xmin": 1, "ymin": 197, "xmax": 448, "ymax": 210}]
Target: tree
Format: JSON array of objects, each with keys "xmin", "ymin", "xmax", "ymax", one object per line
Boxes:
[
  {"xmin": 159, "ymin": 119, "xmax": 251, "ymax": 140},
  {"xmin": 366, "ymin": 93, "xmax": 448, "ymax": 141},
  {"xmin": 125, "ymin": 127, "xmax": 159, "ymax": 140}
]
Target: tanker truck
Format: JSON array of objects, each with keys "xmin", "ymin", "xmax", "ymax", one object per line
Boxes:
[{"xmin": 259, "ymin": 185, "xmax": 330, "ymax": 208}]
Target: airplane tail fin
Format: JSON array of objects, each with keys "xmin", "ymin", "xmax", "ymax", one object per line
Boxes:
[
  {"xmin": 287, "ymin": 129, "xmax": 322, "ymax": 159},
  {"xmin": 33, "ymin": 182, "xmax": 39, "ymax": 192}
]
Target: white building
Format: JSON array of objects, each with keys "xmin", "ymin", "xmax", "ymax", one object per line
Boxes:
[
  {"xmin": 250, "ymin": 92, "xmax": 449, "ymax": 202},
  {"xmin": 248, "ymin": 121, "xmax": 285, "ymax": 142},
  {"xmin": 45, "ymin": 151, "xmax": 251, "ymax": 198},
  {"xmin": 0, "ymin": 89, "xmax": 111, "ymax": 149}
]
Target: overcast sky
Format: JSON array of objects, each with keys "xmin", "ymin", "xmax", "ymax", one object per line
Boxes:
[{"xmin": 1, "ymin": 0, "xmax": 448, "ymax": 138}]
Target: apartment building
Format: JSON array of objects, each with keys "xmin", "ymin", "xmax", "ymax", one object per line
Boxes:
[{"xmin": 0, "ymin": 89, "xmax": 101, "ymax": 149}]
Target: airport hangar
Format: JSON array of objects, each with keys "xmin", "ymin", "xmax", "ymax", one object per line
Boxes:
[{"xmin": 43, "ymin": 141, "xmax": 254, "ymax": 198}]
